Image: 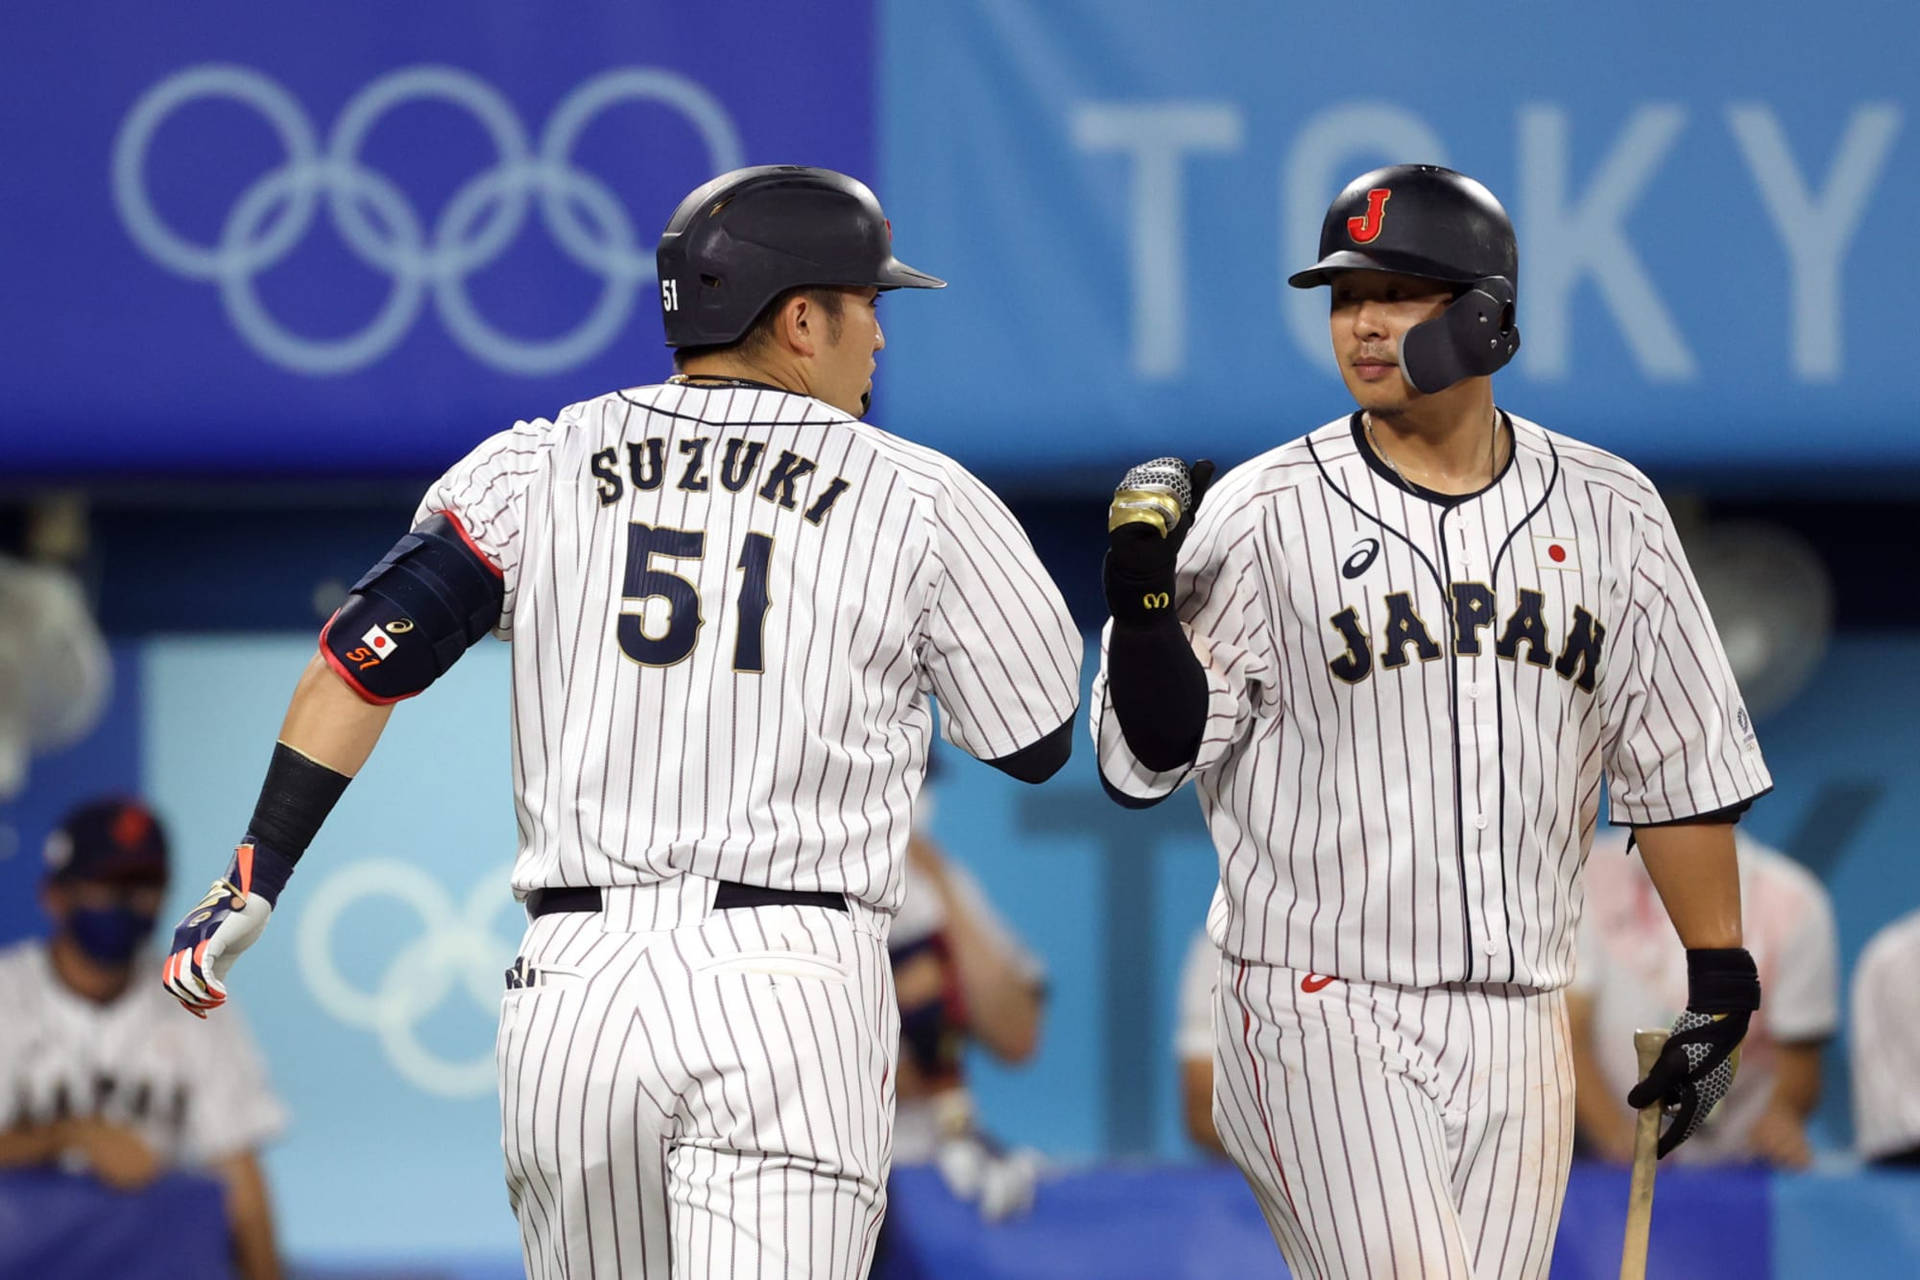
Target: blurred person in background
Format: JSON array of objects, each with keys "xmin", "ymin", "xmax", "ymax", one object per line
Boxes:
[
  {"xmin": 1569, "ymin": 830, "xmax": 1836, "ymax": 1168},
  {"xmin": 0, "ymin": 798, "xmax": 285, "ymax": 1279},
  {"xmin": 1851, "ymin": 907, "xmax": 1920, "ymax": 1164},
  {"xmin": 889, "ymin": 761, "xmax": 1048, "ymax": 1222}
]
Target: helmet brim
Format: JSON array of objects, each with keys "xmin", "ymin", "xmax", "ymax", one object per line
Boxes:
[
  {"xmin": 1287, "ymin": 248, "xmax": 1486, "ymax": 290},
  {"xmin": 876, "ymin": 256, "xmax": 946, "ymax": 290}
]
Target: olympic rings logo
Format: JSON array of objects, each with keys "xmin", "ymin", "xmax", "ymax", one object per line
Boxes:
[
  {"xmin": 111, "ymin": 64, "xmax": 744, "ymax": 376},
  {"xmin": 296, "ymin": 858, "xmax": 520, "ymax": 1097}
]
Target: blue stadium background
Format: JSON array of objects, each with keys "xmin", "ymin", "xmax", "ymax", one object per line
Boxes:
[{"xmin": 3, "ymin": 1, "xmax": 1919, "ymax": 1275}]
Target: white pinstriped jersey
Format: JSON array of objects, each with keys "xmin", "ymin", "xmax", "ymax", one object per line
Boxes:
[
  {"xmin": 1093, "ymin": 412, "xmax": 1771, "ymax": 989},
  {"xmin": 420, "ymin": 381, "xmax": 1080, "ymax": 912}
]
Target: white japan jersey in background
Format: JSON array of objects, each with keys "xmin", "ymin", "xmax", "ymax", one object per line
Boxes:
[
  {"xmin": 419, "ymin": 382, "xmax": 1080, "ymax": 912},
  {"xmin": 1093, "ymin": 412, "xmax": 1771, "ymax": 989},
  {"xmin": 0, "ymin": 941, "xmax": 286, "ymax": 1167}
]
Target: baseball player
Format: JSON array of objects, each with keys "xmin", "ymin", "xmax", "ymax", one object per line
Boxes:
[
  {"xmin": 1092, "ymin": 164, "xmax": 1771, "ymax": 1277},
  {"xmin": 159, "ymin": 165, "xmax": 1082, "ymax": 1278},
  {"xmin": 0, "ymin": 798, "xmax": 285, "ymax": 1280}
]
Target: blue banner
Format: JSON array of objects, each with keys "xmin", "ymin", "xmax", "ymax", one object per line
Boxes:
[
  {"xmin": 879, "ymin": 0, "xmax": 1917, "ymax": 476},
  {"xmin": 2, "ymin": 2, "xmax": 873, "ymax": 476}
]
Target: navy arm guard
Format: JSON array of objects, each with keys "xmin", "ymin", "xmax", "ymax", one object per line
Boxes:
[{"xmin": 321, "ymin": 512, "xmax": 504, "ymax": 703}]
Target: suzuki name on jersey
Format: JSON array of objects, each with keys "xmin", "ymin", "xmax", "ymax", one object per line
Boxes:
[
  {"xmin": 589, "ymin": 435, "xmax": 853, "ymax": 525},
  {"xmin": 1327, "ymin": 585, "xmax": 1606, "ymax": 691}
]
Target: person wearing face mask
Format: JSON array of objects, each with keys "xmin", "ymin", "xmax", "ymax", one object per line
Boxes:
[{"xmin": 0, "ymin": 797, "xmax": 286, "ymax": 1280}]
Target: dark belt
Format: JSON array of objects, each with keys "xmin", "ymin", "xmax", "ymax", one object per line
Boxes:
[{"xmin": 526, "ymin": 881, "xmax": 848, "ymax": 919}]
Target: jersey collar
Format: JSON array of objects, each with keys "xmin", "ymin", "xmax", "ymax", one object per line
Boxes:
[{"xmin": 1346, "ymin": 410, "xmax": 1520, "ymax": 509}]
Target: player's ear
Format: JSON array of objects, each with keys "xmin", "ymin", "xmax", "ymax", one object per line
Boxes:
[{"xmin": 776, "ymin": 294, "xmax": 817, "ymax": 359}]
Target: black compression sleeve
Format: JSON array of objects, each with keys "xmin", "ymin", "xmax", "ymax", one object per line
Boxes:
[
  {"xmin": 984, "ymin": 717, "xmax": 1075, "ymax": 784},
  {"xmin": 246, "ymin": 742, "xmax": 352, "ymax": 863},
  {"xmin": 1107, "ymin": 617, "xmax": 1209, "ymax": 773}
]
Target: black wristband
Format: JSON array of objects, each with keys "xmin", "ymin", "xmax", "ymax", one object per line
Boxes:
[
  {"xmin": 247, "ymin": 742, "xmax": 352, "ymax": 862},
  {"xmin": 1685, "ymin": 947, "xmax": 1761, "ymax": 1013}
]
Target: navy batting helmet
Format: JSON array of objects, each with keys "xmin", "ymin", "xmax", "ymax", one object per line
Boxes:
[
  {"xmin": 1289, "ymin": 164, "xmax": 1521, "ymax": 392},
  {"xmin": 655, "ymin": 165, "xmax": 945, "ymax": 348}
]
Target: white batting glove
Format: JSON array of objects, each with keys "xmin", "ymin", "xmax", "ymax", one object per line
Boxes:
[{"xmin": 161, "ymin": 843, "xmax": 285, "ymax": 1017}]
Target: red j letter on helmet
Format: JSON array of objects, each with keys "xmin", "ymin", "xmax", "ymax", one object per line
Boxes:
[{"xmin": 1347, "ymin": 188, "xmax": 1391, "ymax": 244}]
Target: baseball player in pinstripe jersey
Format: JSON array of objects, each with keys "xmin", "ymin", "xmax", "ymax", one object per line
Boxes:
[
  {"xmin": 158, "ymin": 166, "xmax": 1082, "ymax": 1278},
  {"xmin": 1094, "ymin": 165, "xmax": 1771, "ymax": 1278}
]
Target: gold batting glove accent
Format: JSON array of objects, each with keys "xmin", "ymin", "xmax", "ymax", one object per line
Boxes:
[{"xmin": 1108, "ymin": 489, "xmax": 1182, "ymax": 536}]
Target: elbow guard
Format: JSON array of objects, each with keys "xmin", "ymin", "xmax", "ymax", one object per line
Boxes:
[{"xmin": 321, "ymin": 512, "xmax": 504, "ymax": 703}]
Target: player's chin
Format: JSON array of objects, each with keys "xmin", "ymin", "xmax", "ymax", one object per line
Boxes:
[{"xmin": 1344, "ymin": 372, "xmax": 1411, "ymax": 412}]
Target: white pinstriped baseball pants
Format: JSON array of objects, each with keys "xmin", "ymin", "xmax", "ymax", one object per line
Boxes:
[
  {"xmin": 1213, "ymin": 957, "xmax": 1575, "ymax": 1280},
  {"xmin": 496, "ymin": 877, "xmax": 898, "ymax": 1279}
]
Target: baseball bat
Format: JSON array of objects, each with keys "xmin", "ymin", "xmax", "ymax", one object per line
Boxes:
[{"xmin": 1619, "ymin": 1027, "xmax": 1671, "ymax": 1280}]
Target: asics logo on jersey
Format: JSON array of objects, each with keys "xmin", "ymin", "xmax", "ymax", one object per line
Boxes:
[
  {"xmin": 295, "ymin": 858, "xmax": 518, "ymax": 1097},
  {"xmin": 1341, "ymin": 537, "xmax": 1381, "ymax": 579},
  {"xmin": 1327, "ymin": 586, "xmax": 1607, "ymax": 691},
  {"xmin": 113, "ymin": 64, "xmax": 744, "ymax": 375}
]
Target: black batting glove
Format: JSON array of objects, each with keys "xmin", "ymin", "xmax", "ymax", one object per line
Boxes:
[
  {"xmin": 1103, "ymin": 458, "xmax": 1215, "ymax": 628},
  {"xmin": 1626, "ymin": 947, "xmax": 1760, "ymax": 1158}
]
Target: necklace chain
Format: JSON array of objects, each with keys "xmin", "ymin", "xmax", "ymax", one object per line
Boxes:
[
  {"xmin": 1365, "ymin": 412, "xmax": 1503, "ymax": 493},
  {"xmin": 666, "ymin": 373, "xmax": 789, "ymax": 393}
]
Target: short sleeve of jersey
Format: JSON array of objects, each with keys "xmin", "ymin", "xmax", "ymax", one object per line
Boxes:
[
  {"xmin": 181, "ymin": 1000, "xmax": 287, "ymax": 1165},
  {"xmin": 1092, "ymin": 471, "xmax": 1279, "ymax": 802},
  {"xmin": 413, "ymin": 418, "xmax": 551, "ymax": 640},
  {"xmin": 1603, "ymin": 489, "xmax": 1771, "ymax": 823},
  {"xmin": 1174, "ymin": 929, "xmax": 1218, "ymax": 1061},
  {"xmin": 921, "ymin": 464, "xmax": 1082, "ymax": 762}
]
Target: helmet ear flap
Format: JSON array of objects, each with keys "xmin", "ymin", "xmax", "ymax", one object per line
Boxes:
[{"xmin": 1399, "ymin": 276, "xmax": 1521, "ymax": 394}]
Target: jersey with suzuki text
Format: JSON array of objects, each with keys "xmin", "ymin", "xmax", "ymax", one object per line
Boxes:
[{"xmin": 420, "ymin": 381, "xmax": 1082, "ymax": 911}]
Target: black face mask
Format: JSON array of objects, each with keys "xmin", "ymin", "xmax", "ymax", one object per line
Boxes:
[{"xmin": 66, "ymin": 904, "xmax": 158, "ymax": 966}]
